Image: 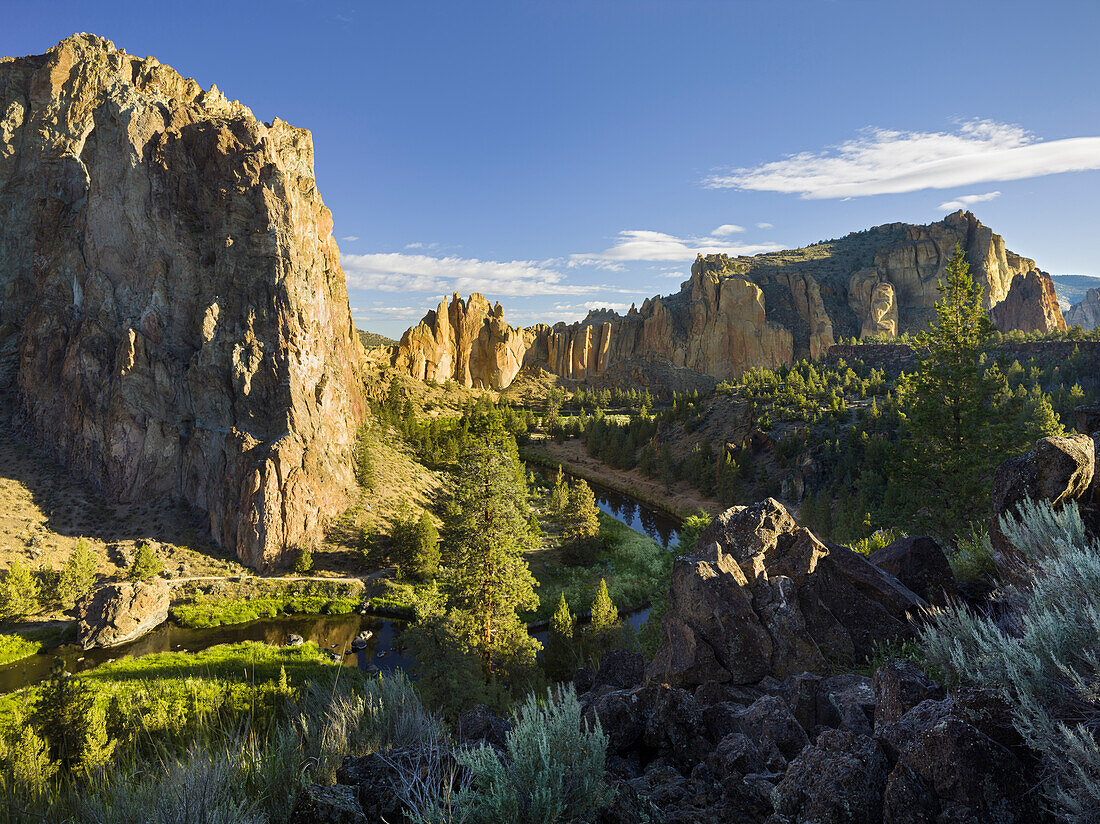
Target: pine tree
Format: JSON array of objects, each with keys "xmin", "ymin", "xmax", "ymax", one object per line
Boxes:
[
  {"xmin": 0, "ymin": 561, "xmax": 40, "ymax": 622},
  {"xmin": 902, "ymin": 244, "xmax": 1000, "ymax": 537},
  {"xmin": 586, "ymin": 578, "xmax": 620, "ymax": 664},
  {"xmin": 410, "ymin": 511, "xmax": 441, "ymax": 580},
  {"xmin": 128, "ymin": 543, "xmax": 164, "ymax": 582},
  {"xmin": 543, "ymin": 593, "xmax": 577, "ymax": 682},
  {"xmin": 31, "ymin": 658, "xmax": 96, "ymax": 773},
  {"xmin": 57, "ymin": 537, "xmax": 98, "ymax": 607},
  {"xmin": 563, "ymin": 480, "xmax": 601, "ymax": 554},
  {"xmin": 446, "ymin": 424, "xmax": 540, "ymax": 678},
  {"xmin": 549, "ymin": 465, "xmax": 569, "ymax": 514}
]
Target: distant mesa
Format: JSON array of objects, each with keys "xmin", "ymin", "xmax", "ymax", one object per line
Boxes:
[
  {"xmin": 0, "ymin": 35, "xmax": 365, "ymax": 569},
  {"xmin": 392, "ymin": 211, "xmax": 1068, "ymax": 390}
]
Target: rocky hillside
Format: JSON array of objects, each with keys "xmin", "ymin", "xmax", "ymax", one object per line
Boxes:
[
  {"xmin": 393, "ymin": 211, "xmax": 1066, "ymax": 389},
  {"xmin": 0, "ymin": 35, "xmax": 364, "ymax": 569}
]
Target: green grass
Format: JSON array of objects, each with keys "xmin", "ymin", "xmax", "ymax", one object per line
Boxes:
[
  {"xmin": 169, "ymin": 596, "xmax": 359, "ymax": 629},
  {"xmin": 0, "ymin": 634, "xmax": 41, "ymax": 666},
  {"xmin": 363, "ymin": 579, "xmax": 424, "ymax": 618},
  {"xmin": 526, "ymin": 514, "xmax": 672, "ymax": 623},
  {"xmin": 0, "ymin": 624, "xmax": 77, "ymax": 666}
]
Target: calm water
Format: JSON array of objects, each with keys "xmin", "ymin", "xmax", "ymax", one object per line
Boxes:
[{"xmin": 1, "ymin": 473, "xmax": 677, "ymax": 693}]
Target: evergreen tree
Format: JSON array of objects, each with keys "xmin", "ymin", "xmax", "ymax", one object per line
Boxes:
[
  {"xmin": 128, "ymin": 542, "xmax": 164, "ymax": 582},
  {"xmin": 292, "ymin": 546, "xmax": 314, "ymax": 574},
  {"xmin": 586, "ymin": 578, "xmax": 620, "ymax": 664},
  {"xmin": 563, "ymin": 479, "xmax": 601, "ymax": 561},
  {"xmin": 902, "ymin": 244, "xmax": 1000, "ymax": 536},
  {"xmin": 446, "ymin": 424, "xmax": 540, "ymax": 678},
  {"xmin": 31, "ymin": 659, "xmax": 97, "ymax": 773},
  {"xmin": 549, "ymin": 465, "xmax": 569, "ymax": 514},
  {"xmin": 542, "ymin": 593, "xmax": 577, "ymax": 682},
  {"xmin": 57, "ymin": 537, "xmax": 98, "ymax": 607},
  {"xmin": 410, "ymin": 511, "xmax": 441, "ymax": 580},
  {"xmin": 0, "ymin": 561, "xmax": 40, "ymax": 622}
]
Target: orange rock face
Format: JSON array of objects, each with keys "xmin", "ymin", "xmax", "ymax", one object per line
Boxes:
[
  {"xmin": 392, "ymin": 212, "xmax": 1066, "ymax": 390},
  {"xmin": 0, "ymin": 35, "xmax": 364, "ymax": 569}
]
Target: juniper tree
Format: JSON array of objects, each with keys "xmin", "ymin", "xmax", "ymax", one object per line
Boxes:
[
  {"xmin": 0, "ymin": 561, "xmax": 40, "ymax": 622},
  {"xmin": 57, "ymin": 537, "xmax": 98, "ymax": 607},
  {"xmin": 128, "ymin": 542, "xmax": 164, "ymax": 582},
  {"xmin": 31, "ymin": 659, "xmax": 97, "ymax": 773}
]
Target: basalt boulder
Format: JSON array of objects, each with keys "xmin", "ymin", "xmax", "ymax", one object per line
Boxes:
[
  {"xmin": 869, "ymin": 536, "xmax": 956, "ymax": 605},
  {"xmin": 646, "ymin": 499, "xmax": 925, "ymax": 687},
  {"xmin": 75, "ymin": 579, "xmax": 169, "ymax": 648}
]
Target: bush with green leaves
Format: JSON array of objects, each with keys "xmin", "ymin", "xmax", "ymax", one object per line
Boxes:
[
  {"xmin": 454, "ymin": 685, "xmax": 612, "ymax": 824},
  {"xmin": 920, "ymin": 498, "xmax": 1100, "ymax": 821}
]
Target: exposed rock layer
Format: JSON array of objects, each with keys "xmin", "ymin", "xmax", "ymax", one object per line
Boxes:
[
  {"xmin": 393, "ymin": 211, "xmax": 1066, "ymax": 389},
  {"xmin": 0, "ymin": 35, "xmax": 364, "ymax": 568}
]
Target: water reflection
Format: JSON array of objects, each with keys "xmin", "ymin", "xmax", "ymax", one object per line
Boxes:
[
  {"xmin": 2, "ymin": 471, "xmax": 678, "ymax": 694},
  {"xmin": 0, "ymin": 613, "xmax": 413, "ymax": 694}
]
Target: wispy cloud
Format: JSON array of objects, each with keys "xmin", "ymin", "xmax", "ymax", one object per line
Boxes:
[
  {"xmin": 341, "ymin": 252, "xmax": 594, "ymax": 297},
  {"xmin": 937, "ymin": 190, "xmax": 1001, "ymax": 211},
  {"xmin": 704, "ymin": 119, "xmax": 1100, "ymax": 199},
  {"xmin": 756, "ymin": 222, "xmax": 773, "ymax": 229},
  {"xmin": 572, "ymin": 229, "xmax": 782, "ymax": 265},
  {"xmin": 342, "ymin": 235, "xmax": 359, "ymax": 242}
]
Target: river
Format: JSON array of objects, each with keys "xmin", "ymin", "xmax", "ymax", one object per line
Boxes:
[{"xmin": 0, "ymin": 471, "xmax": 679, "ymax": 694}]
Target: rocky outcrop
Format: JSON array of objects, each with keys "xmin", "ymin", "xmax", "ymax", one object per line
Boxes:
[
  {"xmin": 1066, "ymin": 286, "xmax": 1100, "ymax": 330},
  {"xmin": 75, "ymin": 579, "xmax": 169, "ymax": 648},
  {"xmin": 0, "ymin": 35, "xmax": 364, "ymax": 568},
  {"xmin": 990, "ymin": 433, "xmax": 1098, "ymax": 559},
  {"xmin": 391, "ymin": 292, "xmax": 539, "ymax": 389},
  {"xmin": 392, "ymin": 212, "xmax": 1066, "ymax": 390},
  {"xmin": 868, "ymin": 536, "xmax": 955, "ymax": 606},
  {"xmin": 645, "ymin": 499, "xmax": 925, "ymax": 687},
  {"xmin": 990, "ymin": 269, "xmax": 1068, "ymax": 334},
  {"xmin": 570, "ymin": 658, "xmax": 1047, "ymax": 824}
]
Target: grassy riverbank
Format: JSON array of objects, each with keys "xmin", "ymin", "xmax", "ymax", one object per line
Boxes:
[
  {"xmin": 169, "ymin": 579, "xmax": 364, "ymax": 629},
  {"xmin": 0, "ymin": 624, "xmax": 77, "ymax": 666}
]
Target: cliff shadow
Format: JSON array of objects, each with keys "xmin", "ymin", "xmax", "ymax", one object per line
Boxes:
[{"xmin": 0, "ymin": 394, "xmax": 233, "ymax": 578}]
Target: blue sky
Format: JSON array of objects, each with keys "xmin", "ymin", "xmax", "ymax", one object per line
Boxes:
[{"xmin": 4, "ymin": 0, "xmax": 1100, "ymax": 337}]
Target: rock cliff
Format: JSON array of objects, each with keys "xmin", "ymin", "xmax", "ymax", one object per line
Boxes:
[
  {"xmin": 392, "ymin": 211, "xmax": 1066, "ymax": 389},
  {"xmin": 1066, "ymin": 287, "xmax": 1100, "ymax": 330},
  {"xmin": 0, "ymin": 35, "xmax": 364, "ymax": 569}
]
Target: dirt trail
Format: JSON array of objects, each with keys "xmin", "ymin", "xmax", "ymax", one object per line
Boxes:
[{"xmin": 526, "ymin": 439, "xmax": 723, "ymax": 518}]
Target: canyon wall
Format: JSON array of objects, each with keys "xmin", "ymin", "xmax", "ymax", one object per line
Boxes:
[
  {"xmin": 0, "ymin": 35, "xmax": 364, "ymax": 569},
  {"xmin": 393, "ymin": 211, "xmax": 1066, "ymax": 389}
]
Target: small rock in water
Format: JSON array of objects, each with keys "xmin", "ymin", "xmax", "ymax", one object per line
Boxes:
[{"xmin": 286, "ymin": 634, "xmax": 305, "ymax": 647}]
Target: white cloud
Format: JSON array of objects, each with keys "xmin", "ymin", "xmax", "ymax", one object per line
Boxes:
[
  {"xmin": 712, "ymin": 223, "xmax": 745, "ymax": 236},
  {"xmin": 704, "ymin": 119, "xmax": 1100, "ymax": 199},
  {"xmin": 342, "ymin": 235, "xmax": 359, "ymax": 242},
  {"xmin": 572, "ymin": 229, "xmax": 782, "ymax": 265},
  {"xmin": 341, "ymin": 252, "xmax": 594, "ymax": 297},
  {"xmin": 937, "ymin": 190, "xmax": 1001, "ymax": 211},
  {"xmin": 756, "ymin": 222, "xmax": 773, "ymax": 229}
]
